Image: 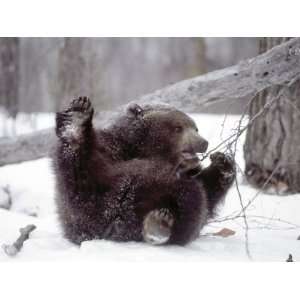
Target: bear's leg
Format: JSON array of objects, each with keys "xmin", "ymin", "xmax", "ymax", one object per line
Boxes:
[
  {"xmin": 198, "ymin": 152, "xmax": 236, "ymax": 217},
  {"xmin": 54, "ymin": 97, "xmax": 108, "ymax": 244},
  {"xmin": 142, "ymin": 208, "xmax": 174, "ymax": 245},
  {"xmin": 54, "ymin": 97, "xmax": 100, "ymax": 197}
]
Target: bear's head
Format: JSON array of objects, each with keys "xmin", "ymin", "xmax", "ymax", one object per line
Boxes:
[{"xmin": 123, "ymin": 103, "xmax": 208, "ymax": 164}]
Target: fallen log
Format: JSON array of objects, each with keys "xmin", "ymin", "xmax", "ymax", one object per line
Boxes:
[
  {"xmin": 1, "ymin": 37, "xmax": 300, "ymax": 167},
  {"xmin": 0, "ymin": 110, "xmax": 121, "ymax": 167},
  {"xmin": 137, "ymin": 37, "xmax": 300, "ymax": 111}
]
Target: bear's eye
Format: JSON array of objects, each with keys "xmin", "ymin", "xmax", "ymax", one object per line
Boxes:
[{"xmin": 174, "ymin": 126, "xmax": 183, "ymax": 133}]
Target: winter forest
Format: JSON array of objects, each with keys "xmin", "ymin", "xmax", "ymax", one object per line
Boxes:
[{"xmin": 0, "ymin": 37, "xmax": 300, "ymax": 261}]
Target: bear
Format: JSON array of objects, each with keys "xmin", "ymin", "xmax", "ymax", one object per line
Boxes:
[{"xmin": 53, "ymin": 97, "xmax": 235, "ymax": 246}]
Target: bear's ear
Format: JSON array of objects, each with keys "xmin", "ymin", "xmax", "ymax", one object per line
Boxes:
[{"xmin": 126, "ymin": 103, "xmax": 144, "ymax": 118}]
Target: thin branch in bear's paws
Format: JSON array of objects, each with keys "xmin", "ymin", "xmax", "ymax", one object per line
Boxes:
[
  {"xmin": 200, "ymin": 90, "xmax": 282, "ymax": 163},
  {"xmin": 2, "ymin": 224, "xmax": 36, "ymax": 257},
  {"xmin": 207, "ymin": 88, "xmax": 287, "ymax": 260}
]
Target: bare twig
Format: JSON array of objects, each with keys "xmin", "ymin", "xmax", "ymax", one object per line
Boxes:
[
  {"xmin": 209, "ymin": 214, "xmax": 300, "ymax": 229},
  {"xmin": 2, "ymin": 224, "xmax": 36, "ymax": 257},
  {"xmin": 228, "ymin": 101, "xmax": 252, "ymax": 260},
  {"xmin": 200, "ymin": 90, "xmax": 281, "ymax": 162},
  {"xmin": 205, "ymin": 87, "xmax": 289, "ymax": 260},
  {"xmin": 248, "ymin": 215, "xmax": 300, "ymax": 230},
  {"xmin": 235, "ymin": 176, "xmax": 252, "ymax": 260}
]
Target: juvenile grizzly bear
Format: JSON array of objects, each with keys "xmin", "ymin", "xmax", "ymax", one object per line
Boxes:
[{"xmin": 53, "ymin": 97, "xmax": 235, "ymax": 245}]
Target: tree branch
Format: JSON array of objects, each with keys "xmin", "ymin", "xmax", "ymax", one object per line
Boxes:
[
  {"xmin": 1, "ymin": 37, "xmax": 300, "ymax": 167},
  {"xmin": 2, "ymin": 224, "xmax": 36, "ymax": 257}
]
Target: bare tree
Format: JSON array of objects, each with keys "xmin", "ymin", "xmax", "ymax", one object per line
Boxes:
[
  {"xmin": 57, "ymin": 37, "xmax": 206, "ymax": 111},
  {"xmin": 57, "ymin": 38, "xmax": 91, "ymax": 110},
  {"xmin": 244, "ymin": 37, "xmax": 300, "ymax": 194},
  {"xmin": 0, "ymin": 37, "xmax": 19, "ymax": 118}
]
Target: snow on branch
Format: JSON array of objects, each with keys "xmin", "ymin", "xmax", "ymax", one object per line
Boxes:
[{"xmin": 1, "ymin": 37, "xmax": 300, "ymax": 167}]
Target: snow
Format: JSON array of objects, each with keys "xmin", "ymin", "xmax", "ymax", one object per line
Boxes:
[
  {"xmin": 0, "ymin": 112, "xmax": 299, "ymax": 261},
  {"xmin": 0, "ymin": 110, "xmax": 54, "ymax": 137}
]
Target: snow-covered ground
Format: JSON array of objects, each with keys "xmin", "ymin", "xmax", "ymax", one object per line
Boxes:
[{"xmin": 0, "ymin": 112, "xmax": 299, "ymax": 261}]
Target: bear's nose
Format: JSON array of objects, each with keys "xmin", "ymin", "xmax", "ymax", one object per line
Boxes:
[
  {"xmin": 182, "ymin": 129, "xmax": 209, "ymax": 154},
  {"xmin": 196, "ymin": 138, "xmax": 208, "ymax": 153},
  {"xmin": 184, "ymin": 136, "xmax": 208, "ymax": 154}
]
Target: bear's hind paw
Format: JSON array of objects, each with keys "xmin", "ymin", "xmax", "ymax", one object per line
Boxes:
[
  {"xmin": 69, "ymin": 96, "xmax": 93, "ymax": 116},
  {"xmin": 142, "ymin": 208, "xmax": 174, "ymax": 245},
  {"xmin": 56, "ymin": 97, "xmax": 94, "ymax": 140}
]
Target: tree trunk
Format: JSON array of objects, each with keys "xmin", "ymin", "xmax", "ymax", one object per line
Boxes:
[
  {"xmin": 244, "ymin": 37, "xmax": 300, "ymax": 194},
  {"xmin": 0, "ymin": 37, "xmax": 19, "ymax": 118},
  {"xmin": 57, "ymin": 37, "xmax": 206, "ymax": 112}
]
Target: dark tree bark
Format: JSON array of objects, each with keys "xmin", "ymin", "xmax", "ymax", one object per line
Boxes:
[
  {"xmin": 244, "ymin": 37, "xmax": 300, "ymax": 194},
  {"xmin": 0, "ymin": 38, "xmax": 19, "ymax": 118}
]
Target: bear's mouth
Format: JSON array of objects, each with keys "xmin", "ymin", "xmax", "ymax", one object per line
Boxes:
[
  {"xmin": 179, "ymin": 151, "xmax": 203, "ymax": 178},
  {"xmin": 181, "ymin": 151, "xmax": 199, "ymax": 161},
  {"xmin": 181, "ymin": 149, "xmax": 207, "ymax": 164}
]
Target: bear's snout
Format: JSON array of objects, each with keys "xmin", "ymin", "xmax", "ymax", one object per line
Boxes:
[
  {"xmin": 195, "ymin": 137, "xmax": 208, "ymax": 153},
  {"xmin": 181, "ymin": 129, "xmax": 208, "ymax": 155},
  {"xmin": 187, "ymin": 137, "xmax": 208, "ymax": 154}
]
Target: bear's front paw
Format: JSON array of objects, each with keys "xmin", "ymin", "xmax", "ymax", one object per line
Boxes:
[
  {"xmin": 210, "ymin": 152, "xmax": 236, "ymax": 183},
  {"xmin": 56, "ymin": 97, "xmax": 94, "ymax": 139}
]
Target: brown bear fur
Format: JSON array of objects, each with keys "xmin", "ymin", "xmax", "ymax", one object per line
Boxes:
[{"xmin": 53, "ymin": 97, "xmax": 235, "ymax": 245}]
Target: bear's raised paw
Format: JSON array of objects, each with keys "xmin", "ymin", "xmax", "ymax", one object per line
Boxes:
[{"xmin": 56, "ymin": 97, "xmax": 94, "ymax": 140}]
